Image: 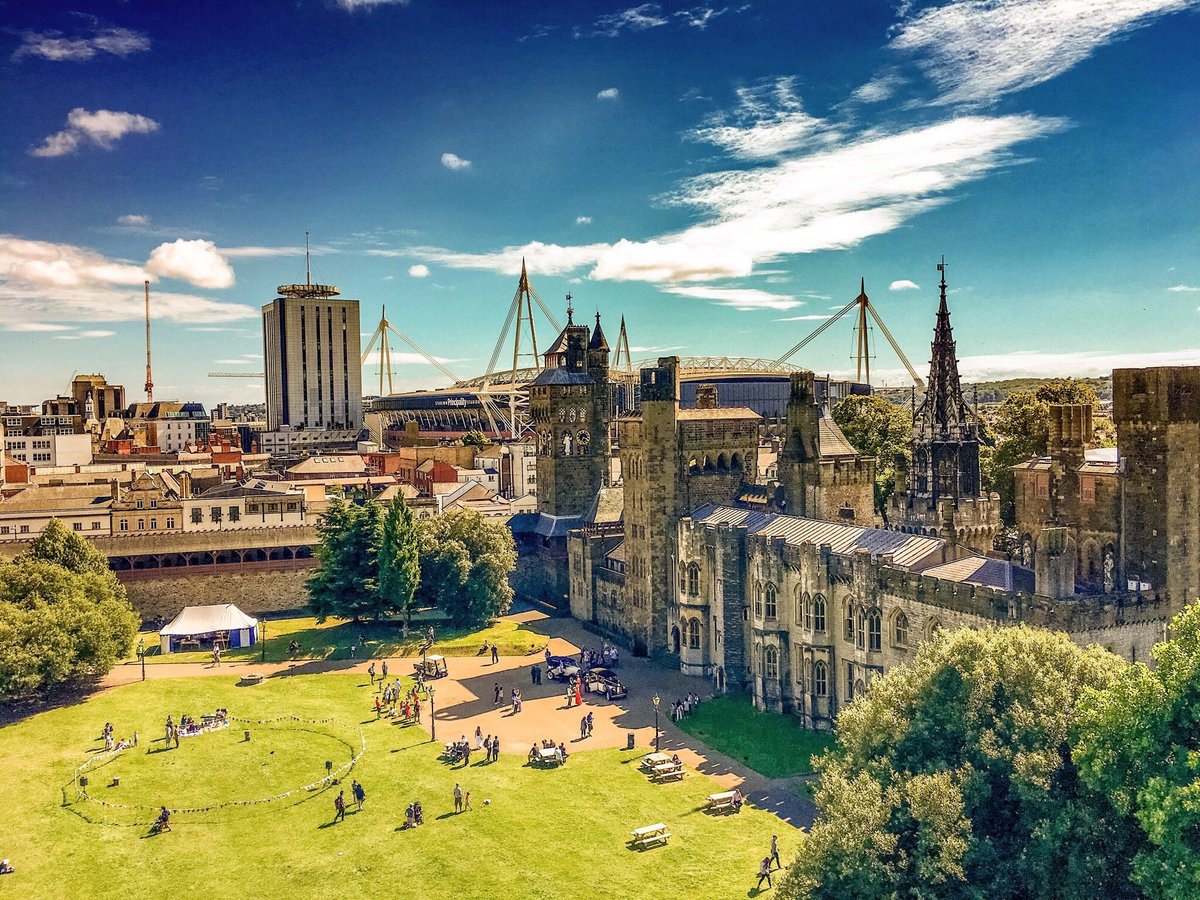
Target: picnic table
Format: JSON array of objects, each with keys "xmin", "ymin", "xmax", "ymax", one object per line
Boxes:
[
  {"xmin": 641, "ymin": 752, "xmax": 671, "ymax": 770},
  {"xmin": 536, "ymin": 747, "xmax": 563, "ymax": 766},
  {"xmin": 629, "ymin": 823, "xmax": 671, "ymax": 849},
  {"xmin": 706, "ymin": 790, "xmax": 738, "ymax": 812},
  {"xmin": 651, "ymin": 761, "xmax": 684, "ymax": 782}
]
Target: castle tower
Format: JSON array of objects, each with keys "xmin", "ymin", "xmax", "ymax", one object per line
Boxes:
[
  {"xmin": 778, "ymin": 370, "xmax": 875, "ymax": 523},
  {"xmin": 529, "ymin": 301, "xmax": 611, "ymax": 518},
  {"xmin": 889, "ymin": 259, "xmax": 998, "ymax": 551}
]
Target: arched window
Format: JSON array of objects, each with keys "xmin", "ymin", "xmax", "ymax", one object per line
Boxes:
[
  {"xmin": 678, "ymin": 565, "xmax": 687, "ymax": 594},
  {"xmin": 813, "ymin": 661, "xmax": 827, "ymax": 697},
  {"xmin": 925, "ymin": 618, "xmax": 942, "ymax": 641},
  {"xmin": 812, "ymin": 594, "xmax": 827, "ymax": 633},
  {"xmin": 802, "ymin": 592, "xmax": 812, "ymax": 629},
  {"xmin": 754, "ymin": 583, "xmax": 763, "ymax": 618},
  {"xmin": 795, "ymin": 588, "xmax": 807, "ymax": 626},
  {"xmin": 764, "ymin": 645, "xmax": 779, "ymax": 681},
  {"xmin": 856, "ymin": 607, "xmax": 866, "ymax": 650},
  {"xmin": 867, "ymin": 608, "xmax": 882, "ymax": 652},
  {"xmin": 844, "ymin": 606, "xmax": 855, "ymax": 642},
  {"xmin": 687, "ymin": 618, "xmax": 701, "ymax": 650},
  {"xmin": 893, "ymin": 611, "xmax": 909, "ymax": 647},
  {"xmin": 686, "ymin": 563, "xmax": 700, "ymax": 597},
  {"xmin": 764, "ymin": 583, "xmax": 778, "ymax": 619}
]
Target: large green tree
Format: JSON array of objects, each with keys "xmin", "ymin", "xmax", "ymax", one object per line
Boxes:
[
  {"xmin": 378, "ymin": 495, "xmax": 421, "ymax": 625},
  {"xmin": 1075, "ymin": 602, "xmax": 1200, "ymax": 899},
  {"xmin": 306, "ymin": 498, "xmax": 385, "ymax": 622},
  {"xmin": 0, "ymin": 520, "xmax": 138, "ymax": 698},
  {"xmin": 782, "ymin": 626, "xmax": 1133, "ymax": 900},
  {"xmin": 831, "ymin": 394, "xmax": 913, "ymax": 517},
  {"xmin": 415, "ymin": 510, "xmax": 516, "ymax": 626}
]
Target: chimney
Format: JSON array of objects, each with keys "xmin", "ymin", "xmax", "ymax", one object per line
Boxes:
[
  {"xmin": 696, "ymin": 384, "xmax": 719, "ymax": 410},
  {"xmin": 1047, "ymin": 403, "xmax": 1091, "ymax": 459}
]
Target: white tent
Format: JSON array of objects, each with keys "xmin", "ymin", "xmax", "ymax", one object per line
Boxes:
[{"xmin": 159, "ymin": 604, "xmax": 259, "ymax": 654}]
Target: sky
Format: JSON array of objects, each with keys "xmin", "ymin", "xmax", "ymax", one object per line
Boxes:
[{"xmin": 2, "ymin": 0, "xmax": 1199, "ymax": 408}]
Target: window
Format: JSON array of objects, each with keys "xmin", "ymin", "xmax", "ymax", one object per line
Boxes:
[
  {"xmin": 813, "ymin": 661, "xmax": 827, "ymax": 697},
  {"xmin": 764, "ymin": 646, "xmax": 779, "ymax": 681},
  {"xmin": 248, "ymin": 503, "xmax": 261, "ymax": 514},
  {"xmin": 0, "ymin": 527, "xmax": 8, "ymax": 535},
  {"xmin": 119, "ymin": 520, "xmax": 129, "ymax": 532},
  {"xmin": 856, "ymin": 608, "xmax": 866, "ymax": 650},
  {"xmin": 191, "ymin": 509, "xmax": 203, "ymax": 524},
  {"xmin": 136, "ymin": 519, "xmax": 144, "ymax": 531},
  {"xmin": 91, "ymin": 522, "xmax": 100, "ymax": 530},
  {"xmin": 149, "ymin": 518, "xmax": 157, "ymax": 530},
  {"xmin": 844, "ymin": 607, "xmax": 855, "ymax": 642},
  {"xmin": 925, "ymin": 619, "xmax": 942, "ymax": 641},
  {"xmin": 166, "ymin": 517, "xmax": 175, "ymax": 529},
  {"xmin": 150, "ymin": 499, "xmax": 158, "ymax": 509},
  {"xmin": 868, "ymin": 609, "xmax": 882, "ymax": 652},
  {"xmin": 229, "ymin": 506, "xmax": 240, "ymax": 522},
  {"xmin": 686, "ymin": 563, "xmax": 699, "ymax": 596},
  {"xmin": 136, "ymin": 500, "xmax": 144, "ymax": 510},
  {"xmin": 894, "ymin": 612, "xmax": 909, "ymax": 647},
  {"xmin": 211, "ymin": 507, "xmax": 223, "ymax": 523},
  {"xmin": 73, "ymin": 522, "xmax": 83, "ymax": 531},
  {"xmin": 846, "ymin": 663, "xmax": 856, "ymax": 700},
  {"xmin": 20, "ymin": 525, "xmax": 30, "ymax": 534},
  {"xmin": 813, "ymin": 594, "xmax": 827, "ymax": 633},
  {"xmin": 286, "ymin": 503, "xmax": 298, "ymax": 512},
  {"xmin": 794, "ymin": 645, "xmax": 805, "ymax": 684},
  {"xmin": 754, "ymin": 583, "xmax": 763, "ymax": 618},
  {"xmin": 764, "ymin": 583, "xmax": 777, "ymax": 620},
  {"xmin": 1081, "ymin": 476, "xmax": 1095, "ymax": 504},
  {"xmin": 687, "ymin": 618, "xmax": 701, "ymax": 650}
]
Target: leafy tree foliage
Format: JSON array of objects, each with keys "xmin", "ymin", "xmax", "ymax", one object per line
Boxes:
[
  {"xmin": 783, "ymin": 626, "xmax": 1134, "ymax": 900},
  {"xmin": 462, "ymin": 429, "xmax": 490, "ymax": 448},
  {"xmin": 1076, "ymin": 602, "xmax": 1200, "ymax": 899},
  {"xmin": 415, "ymin": 510, "xmax": 516, "ymax": 626},
  {"xmin": 831, "ymin": 395, "xmax": 913, "ymax": 516},
  {"xmin": 0, "ymin": 520, "xmax": 138, "ymax": 698},
  {"xmin": 378, "ymin": 495, "xmax": 421, "ymax": 625},
  {"xmin": 306, "ymin": 498, "xmax": 385, "ymax": 622}
]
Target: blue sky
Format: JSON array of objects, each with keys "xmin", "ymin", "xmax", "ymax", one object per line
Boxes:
[{"xmin": 2, "ymin": 0, "xmax": 1199, "ymax": 408}]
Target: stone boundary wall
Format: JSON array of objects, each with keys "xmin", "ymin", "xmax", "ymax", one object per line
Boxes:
[{"xmin": 122, "ymin": 568, "xmax": 312, "ymax": 621}]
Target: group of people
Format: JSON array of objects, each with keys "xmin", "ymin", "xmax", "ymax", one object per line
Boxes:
[
  {"xmin": 332, "ymin": 781, "xmax": 367, "ymax": 824},
  {"xmin": 578, "ymin": 712, "xmax": 594, "ymax": 739},
  {"xmin": 670, "ymin": 693, "xmax": 702, "ymax": 723},
  {"xmin": 564, "ymin": 676, "xmax": 584, "ymax": 708},
  {"xmin": 366, "ymin": 659, "xmax": 390, "ymax": 683},
  {"xmin": 445, "ymin": 730, "xmax": 501, "ymax": 764},
  {"xmin": 492, "ymin": 682, "xmax": 525, "ymax": 713},
  {"xmin": 529, "ymin": 739, "xmax": 569, "ymax": 765},
  {"xmin": 162, "ymin": 709, "xmax": 228, "ymax": 749},
  {"xmin": 755, "ymin": 835, "xmax": 784, "ymax": 889},
  {"xmin": 376, "ymin": 680, "xmax": 422, "ymax": 722},
  {"xmin": 402, "ymin": 800, "xmax": 425, "ymax": 829},
  {"xmin": 452, "ymin": 782, "xmax": 473, "ymax": 812},
  {"xmin": 579, "ymin": 641, "xmax": 619, "ymax": 670},
  {"xmin": 101, "ymin": 722, "xmax": 137, "ymax": 752}
]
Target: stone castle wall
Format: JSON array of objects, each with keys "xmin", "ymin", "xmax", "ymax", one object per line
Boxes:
[{"xmin": 121, "ymin": 567, "xmax": 313, "ymax": 621}]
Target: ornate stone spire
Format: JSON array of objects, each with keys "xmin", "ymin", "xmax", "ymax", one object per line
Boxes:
[{"xmin": 918, "ymin": 257, "xmax": 972, "ymax": 438}]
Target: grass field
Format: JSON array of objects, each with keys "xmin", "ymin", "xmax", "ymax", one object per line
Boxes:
[
  {"xmin": 133, "ymin": 615, "xmax": 549, "ymax": 666},
  {"xmin": 2, "ymin": 673, "xmax": 799, "ymax": 898},
  {"xmin": 676, "ymin": 696, "xmax": 834, "ymax": 778}
]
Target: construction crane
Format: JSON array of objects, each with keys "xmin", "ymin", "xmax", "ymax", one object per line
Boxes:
[
  {"xmin": 144, "ymin": 281, "xmax": 154, "ymax": 402},
  {"xmin": 773, "ymin": 279, "xmax": 925, "ymax": 389}
]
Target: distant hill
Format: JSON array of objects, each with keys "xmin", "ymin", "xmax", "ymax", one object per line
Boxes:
[{"xmin": 874, "ymin": 376, "xmax": 1112, "ymax": 408}]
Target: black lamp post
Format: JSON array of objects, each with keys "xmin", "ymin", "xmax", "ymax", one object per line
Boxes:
[
  {"xmin": 652, "ymin": 692, "xmax": 661, "ymax": 752},
  {"xmin": 137, "ymin": 638, "xmax": 146, "ymax": 682},
  {"xmin": 428, "ymin": 685, "xmax": 437, "ymax": 742}
]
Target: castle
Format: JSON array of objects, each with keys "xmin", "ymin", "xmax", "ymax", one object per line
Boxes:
[{"xmin": 520, "ymin": 268, "xmax": 1188, "ymax": 723}]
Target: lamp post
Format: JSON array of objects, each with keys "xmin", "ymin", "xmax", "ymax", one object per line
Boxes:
[
  {"xmin": 652, "ymin": 692, "xmax": 661, "ymax": 753},
  {"xmin": 428, "ymin": 685, "xmax": 437, "ymax": 743},
  {"xmin": 137, "ymin": 638, "xmax": 146, "ymax": 682}
]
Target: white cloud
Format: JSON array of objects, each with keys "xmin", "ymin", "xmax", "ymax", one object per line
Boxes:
[
  {"xmin": 441, "ymin": 152, "xmax": 472, "ymax": 171},
  {"xmin": 676, "ymin": 6, "xmax": 729, "ymax": 29},
  {"xmin": 12, "ymin": 27, "xmax": 150, "ymax": 62},
  {"xmin": 4, "ymin": 322, "xmax": 73, "ymax": 332},
  {"xmin": 777, "ymin": 314, "xmax": 834, "ymax": 321},
  {"xmin": 687, "ymin": 77, "xmax": 835, "ymax": 161},
  {"xmin": 81, "ymin": 330, "xmax": 115, "ymax": 338},
  {"xmin": 629, "ymin": 344, "xmax": 686, "ymax": 354},
  {"xmin": 213, "ymin": 358, "xmax": 256, "ymax": 365},
  {"xmin": 408, "ymin": 264, "xmax": 430, "ymax": 277},
  {"xmin": 31, "ymin": 108, "xmax": 159, "ymax": 158},
  {"xmin": 1167, "ymin": 284, "xmax": 1200, "ymax": 292},
  {"xmin": 890, "ymin": 279, "xmax": 920, "ymax": 291},
  {"xmin": 575, "ymin": 216, "xmax": 593, "ymax": 225},
  {"xmin": 664, "ymin": 285, "xmax": 802, "ymax": 310},
  {"xmin": 118, "ymin": 214, "xmax": 150, "ymax": 227},
  {"xmin": 146, "ymin": 239, "xmax": 235, "ymax": 289},
  {"xmin": 597, "ymin": 87, "xmax": 621, "ymax": 100},
  {"xmin": 336, "ymin": 0, "xmax": 412, "ymax": 9},
  {"xmin": 594, "ymin": 4, "xmax": 670, "ymax": 36},
  {"xmin": 891, "ymin": 0, "xmax": 1196, "ymax": 105},
  {"xmin": 850, "ymin": 72, "xmax": 904, "ymax": 104},
  {"xmin": 220, "ymin": 245, "xmax": 320, "ymax": 258}
]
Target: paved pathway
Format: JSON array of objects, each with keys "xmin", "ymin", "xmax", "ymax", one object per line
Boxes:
[{"xmin": 105, "ymin": 609, "xmax": 816, "ymax": 828}]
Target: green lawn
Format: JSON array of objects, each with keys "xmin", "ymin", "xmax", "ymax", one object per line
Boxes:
[
  {"xmin": 134, "ymin": 614, "xmax": 549, "ymax": 665},
  {"xmin": 2, "ymin": 674, "xmax": 799, "ymax": 898},
  {"xmin": 676, "ymin": 696, "xmax": 834, "ymax": 778}
]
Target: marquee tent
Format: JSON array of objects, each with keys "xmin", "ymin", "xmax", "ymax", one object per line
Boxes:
[{"xmin": 159, "ymin": 604, "xmax": 259, "ymax": 654}]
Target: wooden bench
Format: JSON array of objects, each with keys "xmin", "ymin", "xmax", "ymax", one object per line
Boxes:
[
  {"xmin": 706, "ymin": 790, "xmax": 737, "ymax": 812},
  {"xmin": 641, "ymin": 752, "xmax": 671, "ymax": 770},
  {"xmin": 651, "ymin": 761, "xmax": 684, "ymax": 782},
  {"xmin": 536, "ymin": 747, "xmax": 563, "ymax": 766},
  {"xmin": 630, "ymin": 823, "xmax": 671, "ymax": 848}
]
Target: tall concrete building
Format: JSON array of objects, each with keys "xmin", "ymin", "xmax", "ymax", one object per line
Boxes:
[{"xmin": 262, "ymin": 282, "xmax": 362, "ymax": 433}]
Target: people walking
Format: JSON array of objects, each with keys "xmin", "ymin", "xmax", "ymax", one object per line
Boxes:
[
  {"xmin": 212, "ymin": 646, "xmax": 221, "ymax": 667},
  {"xmin": 368, "ymin": 662, "xmax": 376, "ymax": 684},
  {"xmin": 580, "ymin": 715, "xmax": 588, "ymax": 740},
  {"xmin": 352, "ymin": 780, "xmax": 366, "ymax": 812},
  {"xmin": 464, "ymin": 790, "xmax": 472, "ymax": 811},
  {"xmin": 491, "ymin": 736, "xmax": 500, "ymax": 762},
  {"xmin": 453, "ymin": 783, "xmax": 463, "ymax": 813},
  {"xmin": 333, "ymin": 790, "xmax": 346, "ymax": 823},
  {"xmin": 491, "ymin": 644, "xmax": 499, "ymax": 665},
  {"xmin": 770, "ymin": 834, "xmax": 781, "ymax": 870},
  {"xmin": 586, "ymin": 711, "xmax": 594, "ymax": 737},
  {"xmin": 494, "ymin": 682, "xmax": 501, "ymax": 706},
  {"xmin": 757, "ymin": 856, "xmax": 773, "ymax": 890}
]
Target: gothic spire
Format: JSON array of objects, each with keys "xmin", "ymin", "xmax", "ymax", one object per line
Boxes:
[
  {"xmin": 589, "ymin": 310, "xmax": 609, "ymax": 350},
  {"xmin": 918, "ymin": 256, "xmax": 971, "ymax": 436}
]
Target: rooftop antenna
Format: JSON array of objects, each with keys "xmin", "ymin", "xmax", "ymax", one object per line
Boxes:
[
  {"xmin": 143, "ymin": 280, "xmax": 154, "ymax": 402},
  {"xmin": 305, "ymin": 231, "xmax": 311, "ymax": 286}
]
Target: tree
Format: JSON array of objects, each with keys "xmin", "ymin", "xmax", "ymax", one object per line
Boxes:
[
  {"xmin": 1075, "ymin": 602, "xmax": 1200, "ymax": 899},
  {"xmin": 378, "ymin": 495, "xmax": 421, "ymax": 625},
  {"xmin": 831, "ymin": 395, "xmax": 913, "ymax": 516},
  {"xmin": 306, "ymin": 498, "xmax": 385, "ymax": 622},
  {"xmin": 782, "ymin": 626, "xmax": 1134, "ymax": 900},
  {"xmin": 415, "ymin": 510, "xmax": 516, "ymax": 626},
  {"xmin": 0, "ymin": 521, "xmax": 138, "ymax": 698},
  {"xmin": 462, "ymin": 429, "xmax": 490, "ymax": 448}
]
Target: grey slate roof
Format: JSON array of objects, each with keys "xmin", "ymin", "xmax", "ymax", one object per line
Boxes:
[{"xmin": 529, "ymin": 368, "xmax": 594, "ymax": 387}]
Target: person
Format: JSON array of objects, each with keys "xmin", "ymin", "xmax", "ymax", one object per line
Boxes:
[
  {"xmin": 333, "ymin": 790, "xmax": 346, "ymax": 823},
  {"xmin": 580, "ymin": 715, "xmax": 589, "ymax": 740},
  {"xmin": 368, "ymin": 662, "xmax": 376, "ymax": 684},
  {"xmin": 414, "ymin": 800, "xmax": 424, "ymax": 825},
  {"xmin": 530, "ymin": 665, "xmax": 537, "ymax": 686},
  {"xmin": 153, "ymin": 806, "xmax": 171, "ymax": 833},
  {"xmin": 212, "ymin": 646, "xmax": 221, "ymax": 667},
  {"xmin": 104, "ymin": 731, "xmax": 114, "ymax": 752},
  {"xmin": 491, "ymin": 644, "xmax": 499, "ymax": 665},
  {"xmin": 732, "ymin": 788, "xmax": 744, "ymax": 812},
  {"xmin": 352, "ymin": 780, "xmax": 366, "ymax": 812},
  {"xmin": 427, "ymin": 625, "xmax": 435, "ymax": 645},
  {"xmin": 474, "ymin": 726, "xmax": 483, "ymax": 751},
  {"xmin": 462, "ymin": 741, "xmax": 471, "ymax": 767},
  {"xmin": 0, "ymin": 859, "xmax": 12, "ymax": 875},
  {"xmin": 574, "ymin": 681, "xmax": 583, "ymax": 708},
  {"xmin": 757, "ymin": 856, "xmax": 773, "ymax": 890},
  {"xmin": 374, "ymin": 697, "xmax": 382, "ymax": 718},
  {"xmin": 528, "ymin": 744, "xmax": 538, "ymax": 763},
  {"xmin": 770, "ymin": 834, "xmax": 781, "ymax": 870},
  {"xmin": 671, "ymin": 753, "xmax": 681, "ymax": 766},
  {"xmin": 404, "ymin": 804, "xmax": 415, "ymax": 829},
  {"xmin": 491, "ymin": 736, "xmax": 500, "ymax": 762},
  {"xmin": 287, "ymin": 639, "xmax": 300, "ymax": 658},
  {"xmin": 453, "ymin": 782, "xmax": 463, "ymax": 813},
  {"xmin": 164, "ymin": 716, "xmax": 174, "ymax": 750},
  {"xmin": 586, "ymin": 711, "xmax": 594, "ymax": 737},
  {"xmin": 494, "ymin": 682, "xmax": 501, "ymax": 706},
  {"xmin": 381, "ymin": 659, "xmax": 388, "ymax": 679},
  {"xmin": 464, "ymin": 789, "xmax": 472, "ymax": 811},
  {"xmin": 558, "ymin": 742, "xmax": 569, "ymax": 763}
]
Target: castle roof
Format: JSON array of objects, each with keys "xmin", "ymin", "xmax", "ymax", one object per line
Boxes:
[
  {"xmin": 589, "ymin": 312, "xmax": 609, "ymax": 351},
  {"xmin": 818, "ymin": 416, "xmax": 859, "ymax": 458},
  {"xmin": 529, "ymin": 368, "xmax": 594, "ymax": 386},
  {"xmin": 676, "ymin": 407, "xmax": 761, "ymax": 421}
]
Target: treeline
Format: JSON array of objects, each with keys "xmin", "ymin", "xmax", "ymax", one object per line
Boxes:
[
  {"xmin": 782, "ymin": 606, "xmax": 1200, "ymax": 899},
  {"xmin": 306, "ymin": 496, "xmax": 516, "ymax": 628}
]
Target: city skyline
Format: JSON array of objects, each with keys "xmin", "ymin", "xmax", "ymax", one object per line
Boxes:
[{"xmin": 3, "ymin": 0, "xmax": 1200, "ymax": 407}]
